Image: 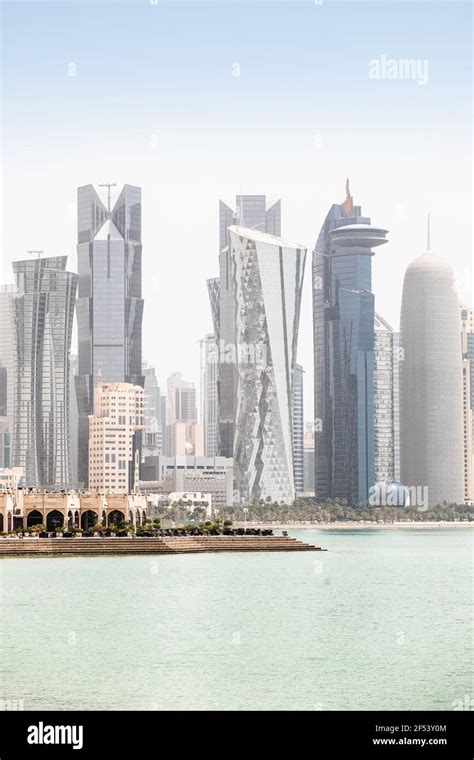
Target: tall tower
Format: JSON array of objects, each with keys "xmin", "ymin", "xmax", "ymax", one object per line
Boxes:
[
  {"xmin": 229, "ymin": 225, "xmax": 306, "ymax": 504},
  {"xmin": 217, "ymin": 195, "xmax": 281, "ymax": 458},
  {"xmin": 292, "ymin": 364, "xmax": 304, "ymax": 493},
  {"xmin": 399, "ymin": 228, "xmax": 464, "ymax": 506},
  {"xmin": 12, "ymin": 255, "xmax": 77, "ymax": 488},
  {"xmin": 0, "ymin": 285, "xmax": 18, "ymax": 469},
  {"xmin": 460, "ymin": 304, "xmax": 473, "ymax": 503},
  {"xmin": 200, "ymin": 334, "xmax": 219, "ymax": 457},
  {"xmin": 76, "ymin": 184, "xmax": 144, "ymax": 486},
  {"xmin": 373, "ymin": 313, "xmax": 399, "ymax": 484},
  {"xmin": 312, "ymin": 181, "xmax": 388, "ymax": 506}
]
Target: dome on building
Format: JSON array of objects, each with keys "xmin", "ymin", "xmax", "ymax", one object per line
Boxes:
[{"xmin": 399, "ymin": 242, "xmax": 464, "ymax": 507}]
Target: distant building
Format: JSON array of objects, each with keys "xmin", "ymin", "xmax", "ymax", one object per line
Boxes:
[
  {"xmin": 303, "ymin": 422, "xmax": 315, "ymax": 494},
  {"xmin": 373, "ymin": 313, "xmax": 399, "ymax": 483},
  {"xmin": 69, "ymin": 354, "xmax": 79, "ymax": 486},
  {"xmin": 166, "ymin": 372, "xmax": 201, "ymax": 456},
  {"xmin": 88, "ymin": 382, "xmax": 144, "ymax": 493},
  {"xmin": 461, "ymin": 304, "xmax": 474, "ymax": 503},
  {"xmin": 143, "ymin": 363, "xmax": 164, "ymax": 459},
  {"xmin": 0, "ymin": 467, "xmax": 23, "ymax": 492},
  {"xmin": 0, "ymin": 285, "xmax": 17, "ymax": 469},
  {"xmin": 400, "ymin": 229, "xmax": 464, "ymax": 506},
  {"xmin": 140, "ymin": 455, "xmax": 233, "ymax": 509},
  {"xmin": 148, "ymin": 492, "xmax": 213, "ymax": 519},
  {"xmin": 12, "ymin": 256, "xmax": 77, "ymax": 488},
  {"xmin": 292, "ymin": 365, "xmax": 304, "ymax": 493},
  {"xmin": 200, "ymin": 335, "xmax": 219, "ymax": 457},
  {"xmin": 76, "ymin": 184, "xmax": 144, "ymax": 487}
]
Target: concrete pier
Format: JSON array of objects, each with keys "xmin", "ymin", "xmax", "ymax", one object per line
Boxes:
[{"xmin": 0, "ymin": 535, "xmax": 324, "ymax": 557}]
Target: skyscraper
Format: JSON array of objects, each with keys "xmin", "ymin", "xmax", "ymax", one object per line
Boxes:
[
  {"xmin": 292, "ymin": 364, "xmax": 304, "ymax": 493},
  {"xmin": 303, "ymin": 422, "xmax": 315, "ymax": 494},
  {"xmin": 69, "ymin": 353, "xmax": 79, "ymax": 486},
  {"xmin": 166, "ymin": 372, "xmax": 202, "ymax": 456},
  {"xmin": 75, "ymin": 184, "xmax": 144, "ymax": 486},
  {"xmin": 0, "ymin": 286, "xmax": 17, "ymax": 469},
  {"xmin": 460, "ymin": 304, "xmax": 474, "ymax": 503},
  {"xmin": 373, "ymin": 313, "xmax": 399, "ymax": 484},
  {"xmin": 217, "ymin": 195, "xmax": 281, "ymax": 458},
  {"xmin": 312, "ymin": 181, "xmax": 388, "ymax": 506},
  {"xmin": 143, "ymin": 363, "xmax": 163, "ymax": 459},
  {"xmin": 200, "ymin": 334, "xmax": 219, "ymax": 457},
  {"xmin": 399, "ymin": 231, "xmax": 464, "ymax": 506},
  {"xmin": 12, "ymin": 255, "xmax": 77, "ymax": 488},
  {"xmin": 229, "ymin": 225, "xmax": 306, "ymax": 504},
  {"xmin": 88, "ymin": 382, "xmax": 144, "ymax": 493}
]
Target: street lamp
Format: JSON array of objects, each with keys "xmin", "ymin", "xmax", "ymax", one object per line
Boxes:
[{"xmin": 243, "ymin": 507, "xmax": 249, "ymax": 534}]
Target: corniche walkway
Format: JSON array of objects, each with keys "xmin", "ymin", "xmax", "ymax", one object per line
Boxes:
[{"xmin": 0, "ymin": 535, "xmax": 325, "ymax": 557}]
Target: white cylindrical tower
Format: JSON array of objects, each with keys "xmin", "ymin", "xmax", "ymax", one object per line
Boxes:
[{"xmin": 400, "ymin": 244, "xmax": 464, "ymax": 506}]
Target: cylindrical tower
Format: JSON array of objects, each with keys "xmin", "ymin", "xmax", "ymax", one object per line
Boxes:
[{"xmin": 400, "ymin": 248, "xmax": 464, "ymax": 506}]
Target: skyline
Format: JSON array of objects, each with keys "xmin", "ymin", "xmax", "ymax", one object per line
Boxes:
[{"xmin": 1, "ymin": 0, "xmax": 472, "ymax": 419}]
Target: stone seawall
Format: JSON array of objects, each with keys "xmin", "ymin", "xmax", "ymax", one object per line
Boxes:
[{"xmin": 0, "ymin": 535, "xmax": 324, "ymax": 557}]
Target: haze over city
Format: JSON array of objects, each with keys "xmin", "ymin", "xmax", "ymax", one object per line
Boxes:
[{"xmin": 2, "ymin": 0, "xmax": 472, "ymax": 418}]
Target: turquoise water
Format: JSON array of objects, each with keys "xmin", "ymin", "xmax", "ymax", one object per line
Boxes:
[{"xmin": 0, "ymin": 529, "xmax": 472, "ymax": 710}]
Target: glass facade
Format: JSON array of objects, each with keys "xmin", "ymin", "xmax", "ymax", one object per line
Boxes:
[
  {"xmin": 217, "ymin": 196, "xmax": 282, "ymax": 459},
  {"xmin": 0, "ymin": 286, "xmax": 17, "ymax": 469},
  {"xmin": 76, "ymin": 184, "xmax": 144, "ymax": 486},
  {"xmin": 230, "ymin": 226, "xmax": 306, "ymax": 504},
  {"xmin": 373, "ymin": 313, "xmax": 398, "ymax": 483},
  {"xmin": 292, "ymin": 364, "xmax": 304, "ymax": 492},
  {"xmin": 312, "ymin": 188, "xmax": 388, "ymax": 506},
  {"xmin": 12, "ymin": 256, "xmax": 77, "ymax": 488}
]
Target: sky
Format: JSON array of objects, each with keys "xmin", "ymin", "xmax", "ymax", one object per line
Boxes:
[{"xmin": 1, "ymin": 0, "xmax": 472, "ymax": 419}]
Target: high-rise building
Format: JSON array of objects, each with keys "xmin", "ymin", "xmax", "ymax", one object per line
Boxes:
[
  {"xmin": 303, "ymin": 422, "xmax": 315, "ymax": 494},
  {"xmin": 166, "ymin": 372, "xmax": 201, "ymax": 456},
  {"xmin": 69, "ymin": 354, "xmax": 79, "ymax": 486},
  {"xmin": 76, "ymin": 184, "xmax": 144, "ymax": 486},
  {"xmin": 167, "ymin": 372, "xmax": 197, "ymax": 424},
  {"xmin": 88, "ymin": 382, "xmax": 144, "ymax": 493},
  {"xmin": 12, "ymin": 255, "xmax": 77, "ymax": 488},
  {"xmin": 0, "ymin": 286, "xmax": 17, "ymax": 469},
  {"xmin": 217, "ymin": 195, "xmax": 281, "ymax": 459},
  {"xmin": 460, "ymin": 304, "xmax": 474, "ymax": 503},
  {"xmin": 312, "ymin": 181, "xmax": 388, "ymax": 506},
  {"xmin": 143, "ymin": 363, "xmax": 164, "ymax": 459},
  {"xmin": 200, "ymin": 334, "xmax": 219, "ymax": 457},
  {"xmin": 373, "ymin": 313, "xmax": 399, "ymax": 484},
  {"xmin": 399, "ymin": 231, "xmax": 464, "ymax": 506},
  {"xmin": 229, "ymin": 225, "xmax": 306, "ymax": 504},
  {"xmin": 292, "ymin": 364, "xmax": 304, "ymax": 493}
]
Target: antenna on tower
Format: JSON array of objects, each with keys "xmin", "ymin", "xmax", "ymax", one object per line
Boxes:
[
  {"xmin": 427, "ymin": 213, "xmax": 431, "ymax": 252},
  {"xmin": 27, "ymin": 250, "xmax": 44, "ymax": 261},
  {"xmin": 98, "ymin": 183, "xmax": 117, "ymax": 214}
]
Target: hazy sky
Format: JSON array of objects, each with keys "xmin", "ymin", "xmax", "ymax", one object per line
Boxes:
[{"xmin": 2, "ymin": 0, "xmax": 472, "ymax": 419}]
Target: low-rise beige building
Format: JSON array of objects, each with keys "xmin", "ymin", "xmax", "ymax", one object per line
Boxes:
[{"xmin": 0, "ymin": 490, "xmax": 148, "ymax": 532}]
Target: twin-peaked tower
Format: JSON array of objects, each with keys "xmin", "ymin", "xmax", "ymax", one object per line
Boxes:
[{"xmin": 75, "ymin": 184, "xmax": 144, "ymax": 486}]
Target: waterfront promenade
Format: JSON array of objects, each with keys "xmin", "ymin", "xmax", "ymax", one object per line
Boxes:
[{"xmin": 0, "ymin": 534, "xmax": 323, "ymax": 557}]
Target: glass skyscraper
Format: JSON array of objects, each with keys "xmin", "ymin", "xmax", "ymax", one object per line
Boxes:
[
  {"xmin": 292, "ymin": 364, "xmax": 304, "ymax": 493},
  {"xmin": 0, "ymin": 285, "xmax": 17, "ymax": 469},
  {"xmin": 373, "ymin": 313, "xmax": 399, "ymax": 484},
  {"xmin": 12, "ymin": 256, "xmax": 77, "ymax": 488},
  {"xmin": 312, "ymin": 182, "xmax": 388, "ymax": 506},
  {"xmin": 75, "ymin": 184, "xmax": 144, "ymax": 486},
  {"xmin": 217, "ymin": 196, "xmax": 281, "ymax": 459},
  {"xmin": 229, "ymin": 225, "xmax": 305, "ymax": 504}
]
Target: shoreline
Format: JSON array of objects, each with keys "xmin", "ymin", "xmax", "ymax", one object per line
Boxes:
[{"xmin": 233, "ymin": 521, "xmax": 474, "ymax": 531}]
